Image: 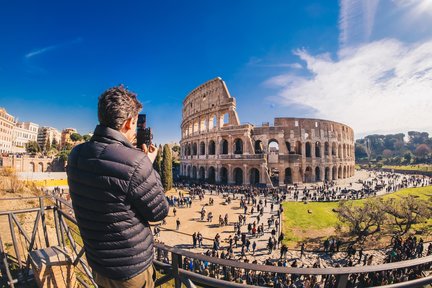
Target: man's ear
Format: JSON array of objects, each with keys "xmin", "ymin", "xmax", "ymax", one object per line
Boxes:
[{"xmin": 123, "ymin": 118, "xmax": 133, "ymax": 130}]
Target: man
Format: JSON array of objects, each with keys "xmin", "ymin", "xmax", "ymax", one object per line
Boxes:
[{"xmin": 67, "ymin": 85, "xmax": 169, "ymax": 288}]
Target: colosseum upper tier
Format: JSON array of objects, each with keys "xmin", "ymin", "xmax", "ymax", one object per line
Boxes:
[{"xmin": 180, "ymin": 77, "xmax": 355, "ymax": 187}]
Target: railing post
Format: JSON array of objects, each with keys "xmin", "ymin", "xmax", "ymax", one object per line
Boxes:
[
  {"xmin": 0, "ymin": 232, "xmax": 16, "ymax": 287},
  {"xmin": 171, "ymin": 250, "xmax": 183, "ymax": 288},
  {"xmin": 53, "ymin": 201, "xmax": 62, "ymax": 246},
  {"xmin": 8, "ymin": 214, "xmax": 22, "ymax": 269},
  {"xmin": 39, "ymin": 197, "xmax": 50, "ymax": 248}
]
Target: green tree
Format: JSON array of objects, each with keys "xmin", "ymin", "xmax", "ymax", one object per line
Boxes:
[
  {"xmin": 153, "ymin": 147, "xmax": 162, "ymax": 175},
  {"xmin": 172, "ymin": 145, "xmax": 180, "ymax": 153},
  {"xmin": 25, "ymin": 141, "xmax": 41, "ymax": 154},
  {"xmin": 383, "ymin": 196, "xmax": 432, "ymax": 236},
  {"xmin": 52, "ymin": 138, "xmax": 60, "ymax": 150},
  {"xmin": 336, "ymin": 199, "xmax": 386, "ymax": 241},
  {"xmin": 70, "ymin": 133, "xmax": 83, "ymax": 142},
  {"xmin": 161, "ymin": 144, "xmax": 173, "ymax": 191},
  {"xmin": 83, "ymin": 134, "xmax": 92, "ymax": 142},
  {"xmin": 45, "ymin": 137, "xmax": 51, "ymax": 152}
]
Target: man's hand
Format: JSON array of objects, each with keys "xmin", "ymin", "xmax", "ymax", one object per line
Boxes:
[{"xmin": 142, "ymin": 144, "xmax": 157, "ymax": 163}]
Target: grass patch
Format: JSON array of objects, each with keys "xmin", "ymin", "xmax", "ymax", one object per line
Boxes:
[
  {"xmin": 383, "ymin": 165, "xmax": 432, "ymax": 172},
  {"xmin": 282, "ymin": 186, "xmax": 432, "ymax": 247}
]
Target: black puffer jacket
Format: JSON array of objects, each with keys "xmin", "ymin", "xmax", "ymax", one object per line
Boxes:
[{"xmin": 66, "ymin": 125, "xmax": 169, "ymax": 280}]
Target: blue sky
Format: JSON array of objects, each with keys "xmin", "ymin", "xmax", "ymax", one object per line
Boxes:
[{"xmin": 1, "ymin": 1, "xmax": 432, "ymax": 144}]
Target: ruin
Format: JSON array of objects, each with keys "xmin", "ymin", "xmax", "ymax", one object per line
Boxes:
[{"xmin": 180, "ymin": 77, "xmax": 355, "ymax": 186}]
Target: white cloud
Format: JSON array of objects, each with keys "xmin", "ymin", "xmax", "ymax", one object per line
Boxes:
[
  {"xmin": 268, "ymin": 39, "xmax": 432, "ymax": 136},
  {"xmin": 25, "ymin": 38, "xmax": 82, "ymax": 59},
  {"xmin": 339, "ymin": 0, "xmax": 379, "ymax": 48}
]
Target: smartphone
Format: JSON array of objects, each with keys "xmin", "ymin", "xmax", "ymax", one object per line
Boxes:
[{"xmin": 136, "ymin": 114, "xmax": 152, "ymax": 148}]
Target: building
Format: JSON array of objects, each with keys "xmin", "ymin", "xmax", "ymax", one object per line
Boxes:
[
  {"xmin": 12, "ymin": 122, "xmax": 39, "ymax": 153},
  {"xmin": 179, "ymin": 78, "xmax": 355, "ymax": 186},
  {"xmin": 37, "ymin": 127, "xmax": 62, "ymax": 151},
  {"xmin": 61, "ymin": 128, "xmax": 77, "ymax": 148},
  {"xmin": 0, "ymin": 107, "xmax": 15, "ymax": 154}
]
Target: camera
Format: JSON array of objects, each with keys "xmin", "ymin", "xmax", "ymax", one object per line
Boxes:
[{"xmin": 136, "ymin": 114, "xmax": 153, "ymax": 149}]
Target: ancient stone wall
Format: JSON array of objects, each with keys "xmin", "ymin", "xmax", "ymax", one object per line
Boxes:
[{"xmin": 180, "ymin": 78, "xmax": 355, "ymax": 186}]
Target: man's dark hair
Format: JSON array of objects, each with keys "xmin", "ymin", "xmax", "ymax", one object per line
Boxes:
[{"xmin": 98, "ymin": 85, "xmax": 143, "ymax": 130}]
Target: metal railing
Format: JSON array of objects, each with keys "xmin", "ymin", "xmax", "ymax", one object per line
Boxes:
[{"xmin": 1, "ymin": 194, "xmax": 431, "ymax": 287}]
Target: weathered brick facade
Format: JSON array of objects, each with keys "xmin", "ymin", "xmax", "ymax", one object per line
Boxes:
[{"xmin": 180, "ymin": 78, "xmax": 355, "ymax": 186}]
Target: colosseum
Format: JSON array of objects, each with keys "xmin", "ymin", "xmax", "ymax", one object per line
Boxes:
[{"xmin": 180, "ymin": 77, "xmax": 355, "ymax": 186}]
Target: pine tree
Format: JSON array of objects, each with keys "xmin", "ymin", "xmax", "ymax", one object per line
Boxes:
[
  {"xmin": 161, "ymin": 144, "xmax": 173, "ymax": 191},
  {"xmin": 153, "ymin": 146, "xmax": 162, "ymax": 175}
]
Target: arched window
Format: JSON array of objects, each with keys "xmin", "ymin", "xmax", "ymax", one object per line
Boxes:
[
  {"xmin": 305, "ymin": 142, "xmax": 312, "ymax": 157},
  {"xmin": 234, "ymin": 138, "xmax": 243, "ymax": 154},
  {"xmin": 192, "ymin": 143, "xmax": 198, "ymax": 155},
  {"xmin": 254, "ymin": 140, "xmax": 263, "ymax": 154},
  {"xmin": 220, "ymin": 167, "xmax": 228, "ymax": 184},
  {"xmin": 315, "ymin": 167, "xmax": 321, "ymax": 181},
  {"xmin": 199, "ymin": 167, "xmax": 205, "ymax": 180},
  {"xmin": 315, "ymin": 142, "xmax": 321, "ymax": 157},
  {"xmin": 295, "ymin": 141, "xmax": 302, "ymax": 155},
  {"xmin": 285, "ymin": 142, "xmax": 291, "ymax": 153},
  {"xmin": 249, "ymin": 168, "xmax": 260, "ymax": 185},
  {"xmin": 208, "ymin": 167, "xmax": 216, "ymax": 184},
  {"xmin": 304, "ymin": 167, "xmax": 313, "ymax": 183},
  {"xmin": 284, "ymin": 168, "xmax": 292, "ymax": 184},
  {"xmin": 234, "ymin": 168, "xmax": 243, "ymax": 185},
  {"xmin": 221, "ymin": 139, "xmax": 228, "ymax": 154},
  {"xmin": 268, "ymin": 140, "xmax": 279, "ymax": 153},
  {"xmin": 199, "ymin": 141, "xmax": 205, "ymax": 155},
  {"xmin": 208, "ymin": 140, "xmax": 216, "ymax": 155}
]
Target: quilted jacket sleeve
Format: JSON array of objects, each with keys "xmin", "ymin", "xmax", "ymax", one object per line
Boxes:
[{"xmin": 128, "ymin": 155, "xmax": 169, "ymax": 222}]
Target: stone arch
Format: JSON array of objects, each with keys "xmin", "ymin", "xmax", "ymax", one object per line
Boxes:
[
  {"xmin": 38, "ymin": 162, "xmax": 44, "ymax": 172},
  {"xmin": 208, "ymin": 166, "xmax": 216, "ymax": 184},
  {"xmin": 343, "ymin": 166, "xmax": 347, "ymax": 178},
  {"xmin": 223, "ymin": 113, "xmax": 229, "ymax": 125},
  {"xmin": 332, "ymin": 142, "xmax": 337, "ymax": 156},
  {"xmin": 192, "ymin": 143, "xmax": 198, "ymax": 156},
  {"xmin": 268, "ymin": 139, "xmax": 279, "ymax": 153},
  {"xmin": 233, "ymin": 138, "xmax": 243, "ymax": 154},
  {"xmin": 186, "ymin": 143, "xmax": 191, "ymax": 156},
  {"xmin": 332, "ymin": 166, "xmax": 337, "ymax": 180},
  {"xmin": 270, "ymin": 168, "xmax": 279, "ymax": 187},
  {"xmin": 254, "ymin": 140, "xmax": 264, "ymax": 154},
  {"xmin": 285, "ymin": 141, "xmax": 291, "ymax": 153},
  {"xmin": 208, "ymin": 140, "xmax": 216, "ymax": 155},
  {"xmin": 220, "ymin": 167, "xmax": 228, "ymax": 184},
  {"xmin": 304, "ymin": 166, "xmax": 313, "ymax": 183},
  {"xmin": 29, "ymin": 162, "xmax": 36, "ymax": 172},
  {"xmin": 325, "ymin": 167, "xmax": 330, "ymax": 181},
  {"xmin": 221, "ymin": 139, "xmax": 228, "ymax": 155},
  {"xmin": 210, "ymin": 115, "xmax": 217, "ymax": 129},
  {"xmin": 338, "ymin": 144, "xmax": 342, "ymax": 158},
  {"xmin": 324, "ymin": 142, "xmax": 329, "ymax": 156},
  {"xmin": 305, "ymin": 142, "xmax": 312, "ymax": 157},
  {"xmin": 233, "ymin": 167, "xmax": 243, "ymax": 185},
  {"xmin": 315, "ymin": 142, "xmax": 321, "ymax": 157},
  {"xmin": 199, "ymin": 141, "xmax": 205, "ymax": 155},
  {"xmin": 284, "ymin": 168, "xmax": 293, "ymax": 184},
  {"xmin": 249, "ymin": 168, "xmax": 260, "ymax": 185},
  {"xmin": 315, "ymin": 166, "xmax": 321, "ymax": 182},
  {"xmin": 187, "ymin": 166, "xmax": 191, "ymax": 178},
  {"xmin": 295, "ymin": 141, "xmax": 302, "ymax": 155},
  {"xmin": 199, "ymin": 166, "xmax": 205, "ymax": 181},
  {"xmin": 338, "ymin": 166, "xmax": 342, "ymax": 179},
  {"xmin": 192, "ymin": 166, "xmax": 197, "ymax": 179}
]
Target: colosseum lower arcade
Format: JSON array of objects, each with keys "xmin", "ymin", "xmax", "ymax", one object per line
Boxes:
[{"xmin": 180, "ymin": 78, "xmax": 355, "ymax": 186}]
